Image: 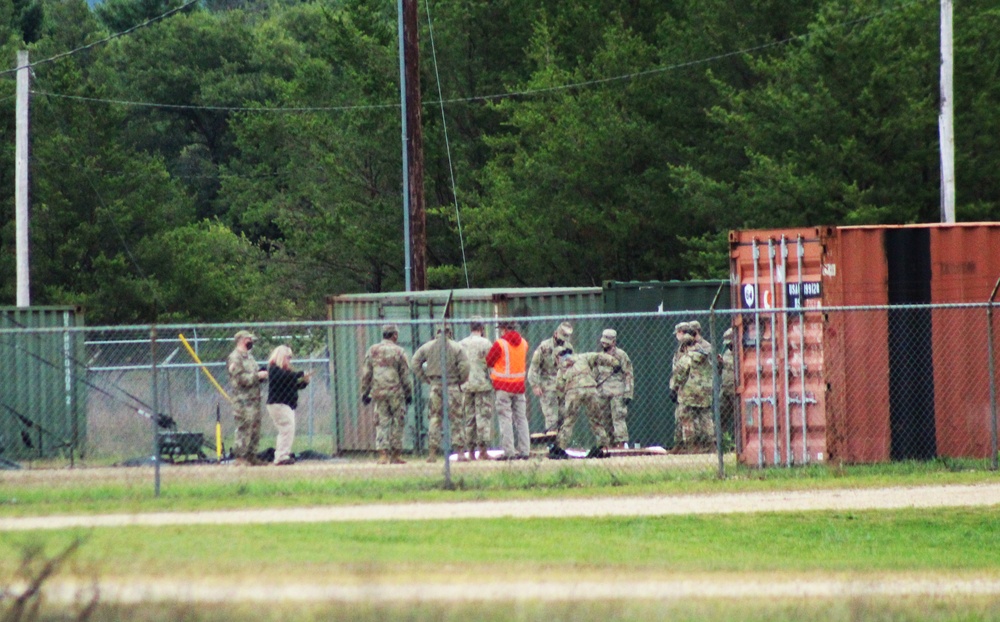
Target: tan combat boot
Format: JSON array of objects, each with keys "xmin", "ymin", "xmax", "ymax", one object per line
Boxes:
[
  {"xmin": 390, "ymin": 449, "xmax": 407, "ymax": 464},
  {"xmin": 477, "ymin": 443, "xmax": 488, "ymax": 460},
  {"xmin": 376, "ymin": 450, "xmax": 390, "ymax": 465}
]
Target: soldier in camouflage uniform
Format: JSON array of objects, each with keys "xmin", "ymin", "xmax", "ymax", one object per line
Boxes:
[
  {"xmin": 594, "ymin": 329, "xmax": 634, "ymax": 448},
  {"xmin": 669, "ymin": 330, "xmax": 715, "ymax": 453},
  {"xmin": 528, "ymin": 321, "xmax": 574, "ymax": 433},
  {"xmin": 227, "ymin": 330, "xmax": 268, "ymax": 466},
  {"xmin": 361, "ymin": 324, "xmax": 414, "ymax": 465},
  {"xmin": 672, "ymin": 322, "xmax": 690, "ymax": 370},
  {"xmin": 548, "ymin": 348, "xmax": 619, "ymax": 459},
  {"xmin": 459, "ymin": 319, "xmax": 495, "ymax": 460},
  {"xmin": 411, "ymin": 327, "xmax": 471, "ymax": 462},
  {"xmin": 718, "ymin": 327, "xmax": 737, "ymax": 448}
]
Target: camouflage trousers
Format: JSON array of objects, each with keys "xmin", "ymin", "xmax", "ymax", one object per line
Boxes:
[
  {"xmin": 536, "ymin": 386, "xmax": 561, "ymax": 432},
  {"xmin": 232, "ymin": 396, "xmax": 263, "ymax": 460},
  {"xmin": 374, "ymin": 392, "xmax": 407, "ymax": 452},
  {"xmin": 463, "ymin": 389, "xmax": 494, "ymax": 447},
  {"xmin": 557, "ymin": 389, "xmax": 610, "ymax": 450},
  {"xmin": 426, "ymin": 384, "xmax": 466, "ymax": 453},
  {"xmin": 600, "ymin": 395, "xmax": 629, "ymax": 444},
  {"xmin": 674, "ymin": 404, "xmax": 714, "ymax": 450}
]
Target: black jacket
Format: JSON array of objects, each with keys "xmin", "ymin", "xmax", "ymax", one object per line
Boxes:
[{"xmin": 267, "ymin": 365, "xmax": 309, "ymax": 409}]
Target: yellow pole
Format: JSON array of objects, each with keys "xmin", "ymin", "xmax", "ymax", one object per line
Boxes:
[{"xmin": 178, "ymin": 333, "xmax": 231, "ymax": 403}]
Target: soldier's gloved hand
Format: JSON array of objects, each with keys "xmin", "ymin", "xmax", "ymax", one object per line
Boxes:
[
  {"xmin": 405, "ymin": 396, "xmax": 413, "ymax": 405},
  {"xmin": 669, "ymin": 389, "xmax": 678, "ymax": 404},
  {"xmin": 362, "ymin": 394, "xmax": 372, "ymax": 405},
  {"xmin": 623, "ymin": 397, "xmax": 632, "ymax": 406},
  {"xmin": 612, "ymin": 365, "xmax": 622, "ymax": 374}
]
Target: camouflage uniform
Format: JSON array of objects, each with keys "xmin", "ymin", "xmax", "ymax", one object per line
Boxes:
[
  {"xmin": 689, "ymin": 320, "xmax": 715, "ymax": 358},
  {"xmin": 411, "ymin": 332, "xmax": 471, "ymax": 457},
  {"xmin": 361, "ymin": 328, "xmax": 414, "ymax": 455},
  {"xmin": 459, "ymin": 327, "xmax": 495, "ymax": 454},
  {"xmin": 669, "ymin": 333, "xmax": 715, "ymax": 451},
  {"xmin": 554, "ymin": 350, "xmax": 616, "ymax": 451},
  {"xmin": 227, "ymin": 334, "xmax": 264, "ymax": 462},
  {"xmin": 719, "ymin": 328, "xmax": 736, "ymax": 444},
  {"xmin": 528, "ymin": 322, "xmax": 573, "ymax": 432},
  {"xmin": 594, "ymin": 329, "xmax": 634, "ymax": 445}
]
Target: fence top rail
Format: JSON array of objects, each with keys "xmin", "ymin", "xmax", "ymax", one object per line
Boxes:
[{"xmin": 1, "ymin": 302, "xmax": 998, "ymax": 336}]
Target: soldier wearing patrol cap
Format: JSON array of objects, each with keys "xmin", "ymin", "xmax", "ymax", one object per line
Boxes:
[
  {"xmin": 594, "ymin": 329, "xmax": 634, "ymax": 448},
  {"xmin": 528, "ymin": 321, "xmax": 574, "ymax": 433},
  {"xmin": 459, "ymin": 318, "xmax": 495, "ymax": 460},
  {"xmin": 227, "ymin": 330, "xmax": 268, "ymax": 466},
  {"xmin": 669, "ymin": 326, "xmax": 715, "ymax": 453},
  {"xmin": 361, "ymin": 324, "xmax": 414, "ymax": 464},
  {"xmin": 411, "ymin": 324, "xmax": 470, "ymax": 462}
]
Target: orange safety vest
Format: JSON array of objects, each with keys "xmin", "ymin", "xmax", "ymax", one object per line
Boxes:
[{"xmin": 490, "ymin": 336, "xmax": 527, "ymax": 392}]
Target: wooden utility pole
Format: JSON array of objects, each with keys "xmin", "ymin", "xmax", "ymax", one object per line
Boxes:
[
  {"xmin": 403, "ymin": 0, "xmax": 427, "ymax": 290},
  {"xmin": 939, "ymin": 0, "xmax": 955, "ymax": 223},
  {"xmin": 15, "ymin": 51, "xmax": 30, "ymax": 307}
]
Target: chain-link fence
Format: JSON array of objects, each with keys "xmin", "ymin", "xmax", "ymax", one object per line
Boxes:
[{"xmin": 2, "ymin": 304, "xmax": 998, "ymax": 495}]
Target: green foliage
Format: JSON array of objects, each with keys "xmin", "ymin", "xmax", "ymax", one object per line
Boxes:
[{"xmin": 1, "ymin": 0, "xmax": 999, "ymax": 320}]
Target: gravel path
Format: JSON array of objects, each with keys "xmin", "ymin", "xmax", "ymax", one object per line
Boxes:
[{"xmin": 3, "ymin": 482, "xmax": 1000, "ymax": 531}]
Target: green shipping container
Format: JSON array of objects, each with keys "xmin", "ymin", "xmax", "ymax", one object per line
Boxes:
[
  {"xmin": 326, "ymin": 288, "xmax": 601, "ymax": 453},
  {"xmin": 0, "ymin": 306, "xmax": 87, "ymax": 463},
  {"xmin": 602, "ymin": 281, "xmax": 731, "ymax": 449}
]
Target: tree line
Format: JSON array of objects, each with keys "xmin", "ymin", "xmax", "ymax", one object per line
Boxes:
[{"xmin": 0, "ymin": 0, "xmax": 997, "ymax": 323}]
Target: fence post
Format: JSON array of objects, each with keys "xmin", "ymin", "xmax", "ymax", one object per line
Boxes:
[
  {"xmin": 988, "ymin": 279, "xmax": 1000, "ymax": 471},
  {"xmin": 151, "ymin": 326, "xmax": 161, "ymax": 497},
  {"xmin": 709, "ymin": 284, "xmax": 724, "ymax": 479}
]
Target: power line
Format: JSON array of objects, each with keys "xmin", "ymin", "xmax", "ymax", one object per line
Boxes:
[
  {"xmin": 22, "ymin": 0, "xmax": 925, "ymax": 114},
  {"xmin": 0, "ymin": 0, "xmax": 199, "ymax": 79}
]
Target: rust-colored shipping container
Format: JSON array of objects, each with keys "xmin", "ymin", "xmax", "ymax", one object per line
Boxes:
[{"xmin": 730, "ymin": 223, "xmax": 1000, "ymax": 466}]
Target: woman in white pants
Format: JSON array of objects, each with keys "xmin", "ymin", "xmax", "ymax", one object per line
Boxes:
[{"xmin": 266, "ymin": 345, "xmax": 311, "ymax": 465}]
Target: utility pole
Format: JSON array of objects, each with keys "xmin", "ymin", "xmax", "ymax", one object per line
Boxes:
[
  {"xmin": 939, "ymin": 0, "xmax": 955, "ymax": 223},
  {"xmin": 15, "ymin": 51, "xmax": 30, "ymax": 307},
  {"xmin": 403, "ymin": 0, "xmax": 426, "ymax": 291}
]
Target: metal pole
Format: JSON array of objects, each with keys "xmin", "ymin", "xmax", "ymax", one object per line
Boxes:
[
  {"xmin": 192, "ymin": 326, "xmax": 201, "ymax": 397},
  {"xmin": 798, "ymin": 236, "xmax": 809, "ymax": 464},
  {"xmin": 396, "ymin": 0, "xmax": 412, "ymax": 292},
  {"xmin": 780, "ymin": 236, "xmax": 791, "ymax": 466},
  {"xmin": 939, "ymin": 0, "xmax": 956, "ymax": 223},
  {"xmin": 767, "ymin": 239, "xmax": 779, "ymax": 466},
  {"xmin": 151, "ymin": 327, "xmax": 161, "ymax": 497},
  {"xmin": 752, "ymin": 240, "xmax": 763, "ymax": 468},
  {"xmin": 988, "ymin": 277, "xmax": 1000, "ymax": 471},
  {"xmin": 15, "ymin": 51, "xmax": 30, "ymax": 307},
  {"xmin": 709, "ymin": 284, "xmax": 723, "ymax": 479}
]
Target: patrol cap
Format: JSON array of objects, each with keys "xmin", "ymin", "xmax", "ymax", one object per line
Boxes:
[
  {"xmin": 234, "ymin": 330, "xmax": 256, "ymax": 342},
  {"xmin": 722, "ymin": 328, "xmax": 734, "ymax": 343},
  {"xmin": 674, "ymin": 322, "xmax": 690, "ymax": 333},
  {"xmin": 689, "ymin": 320, "xmax": 702, "ymax": 333},
  {"xmin": 382, "ymin": 323, "xmax": 399, "ymax": 335},
  {"xmin": 555, "ymin": 322, "xmax": 573, "ymax": 340},
  {"xmin": 600, "ymin": 329, "xmax": 617, "ymax": 344}
]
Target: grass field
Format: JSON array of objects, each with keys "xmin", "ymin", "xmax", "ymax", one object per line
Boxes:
[{"xmin": 2, "ymin": 460, "xmax": 1000, "ymax": 621}]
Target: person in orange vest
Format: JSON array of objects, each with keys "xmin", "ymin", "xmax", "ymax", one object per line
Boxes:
[{"xmin": 485, "ymin": 320, "xmax": 530, "ymax": 460}]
